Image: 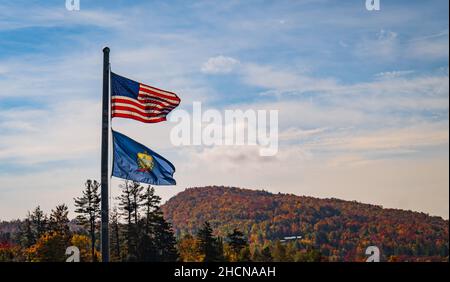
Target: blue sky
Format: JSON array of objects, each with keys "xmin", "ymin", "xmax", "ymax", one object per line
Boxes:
[{"xmin": 0, "ymin": 0, "xmax": 448, "ymax": 219}]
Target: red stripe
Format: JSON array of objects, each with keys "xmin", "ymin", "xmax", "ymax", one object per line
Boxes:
[
  {"xmin": 137, "ymin": 97, "xmax": 179, "ymax": 107},
  {"xmin": 139, "ymin": 85, "xmax": 181, "ymax": 103},
  {"xmin": 112, "ymin": 97, "xmax": 176, "ymax": 110},
  {"xmin": 112, "ymin": 113, "xmax": 167, "ymax": 123},
  {"xmin": 111, "ymin": 105, "xmax": 169, "ymax": 116},
  {"xmin": 111, "ymin": 99, "xmax": 173, "ymax": 111},
  {"xmin": 140, "ymin": 82, "xmax": 178, "ymax": 96},
  {"xmin": 139, "ymin": 89, "xmax": 180, "ymax": 103}
]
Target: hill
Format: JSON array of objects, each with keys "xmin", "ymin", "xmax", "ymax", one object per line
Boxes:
[{"xmin": 162, "ymin": 186, "xmax": 449, "ymax": 261}]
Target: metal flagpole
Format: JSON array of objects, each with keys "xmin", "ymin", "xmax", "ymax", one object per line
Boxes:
[{"xmin": 101, "ymin": 47, "xmax": 110, "ymax": 262}]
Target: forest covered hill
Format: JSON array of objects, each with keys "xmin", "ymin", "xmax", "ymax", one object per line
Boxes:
[{"xmin": 162, "ymin": 186, "xmax": 449, "ymax": 261}]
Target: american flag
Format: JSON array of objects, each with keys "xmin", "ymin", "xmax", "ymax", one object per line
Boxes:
[{"xmin": 111, "ymin": 72, "xmax": 180, "ymax": 123}]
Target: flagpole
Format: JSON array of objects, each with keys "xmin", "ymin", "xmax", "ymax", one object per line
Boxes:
[{"xmin": 101, "ymin": 47, "xmax": 110, "ymax": 262}]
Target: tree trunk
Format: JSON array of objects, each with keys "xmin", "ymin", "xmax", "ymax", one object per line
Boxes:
[{"xmin": 91, "ymin": 220, "xmax": 96, "ymax": 262}]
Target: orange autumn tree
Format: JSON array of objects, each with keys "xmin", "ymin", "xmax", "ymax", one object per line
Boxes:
[
  {"xmin": 25, "ymin": 233, "xmax": 99, "ymax": 262},
  {"xmin": 177, "ymin": 234, "xmax": 204, "ymax": 262},
  {"xmin": 71, "ymin": 234, "xmax": 101, "ymax": 262},
  {"xmin": 26, "ymin": 232, "xmax": 68, "ymax": 262}
]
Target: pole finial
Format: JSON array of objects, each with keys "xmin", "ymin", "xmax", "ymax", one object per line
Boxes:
[{"xmin": 103, "ymin": 47, "xmax": 110, "ymax": 53}]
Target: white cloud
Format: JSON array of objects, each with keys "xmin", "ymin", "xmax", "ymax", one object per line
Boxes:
[
  {"xmin": 279, "ymin": 127, "xmax": 327, "ymax": 141},
  {"xmin": 241, "ymin": 63, "xmax": 339, "ymax": 94},
  {"xmin": 375, "ymin": 70, "xmax": 415, "ymax": 79},
  {"xmin": 0, "ymin": 4, "xmax": 126, "ymax": 31},
  {"xmin": 235, "ymin": 60, "xmax": 449, "ymax": 112},
  {"xmin": 0, "ymin": 100, "xmax": 101, "ymax": 165},
  {"xmin": 407, "ymin": 39, "xmax": 449, "ymax": 60},
  {"xmin": 355, "ymin": 29, "xmax": 400, "ymax": 60},
  {"xmin": 201, "ymin": 56, "xmax": 240, "ymax": 74},
  {"xmin": 303, "ymin": 121, "xmax": 449, "ymax": 154},
  {"xmin": 0, "ymin": 166, "xmax": 98, "ymax": 220}
]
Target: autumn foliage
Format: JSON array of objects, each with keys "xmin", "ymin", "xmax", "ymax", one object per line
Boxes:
[{"xmin": 162, "ymin": 186, "xmax": 449, "ymax": 262}]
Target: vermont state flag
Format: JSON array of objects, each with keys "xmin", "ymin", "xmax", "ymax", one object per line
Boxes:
[{"xmin": 112, "ymin": 130, "xmax": 176, "ymax": 185}]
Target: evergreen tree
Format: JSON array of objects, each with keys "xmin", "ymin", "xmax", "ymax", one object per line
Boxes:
[
  {"xmin": 16, "ymin": 206, "xmax": 49, "ymax": 248},
  {"xmin": 136, "ymin": 227, "xmax": 155, "ymax": 261},
  {"xmin": 135, "ymin": 186, "xmax": 158, "ymax": 261},
  {"xmin": 74, "ymin": 179, "xmax": 101, "ymax": 262},
  {"xmin": 117, "ymin": 181, "xmax": 143, "ymax": 260},
  {"xmin": 226, "ymin": 228, "xmax": 248, "ymax": 256},
  {"xmin": 30, "ymin": 206, "xmax": 48, "ymax": 239},
  {"xmin": 140, "ymin": 186, "xmax": 161, "ymax": 233},
  {"xmin": 16, "ymin": 213, "xmax": 35, "ymax": 248},
  {"xmin": 216, "ymin": 236, "xmax": 225, "ymax": 262},
  {"xmin": 259, "ymin": 245, "xmax": 273, "ymax": 262},
  {"xmin": 152, "ymin": 207, "xmax": 178, "ymax": 261},
  {"xmin": 197, "ymin": 221, "xmax": 223, "ymax": 262},
  {"xmin": 129, "ymin": 181, "xmax": 144, "ymax": 225},
  {"xmin": 117, "ymin": 181, "xmax": 134, "ymax": 260},
  {"xmin": 137, "ymin": 186, "xmax": 178, "ymax": 261},
  {"xmin": 109, "ymin": 206, "xmax": 121, "ymax": 262},
  {"xmin": 48, "ymin": 204, "xmax": 70, "ymax": 238}
]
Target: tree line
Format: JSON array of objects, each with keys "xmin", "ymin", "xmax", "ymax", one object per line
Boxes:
[
  {"xmin": 0, "ymin": 180, "xmax": 324, "ymax": 262},
  {"xmin": 163, "ymin": 186, "xmax": 450, "ymax": 262}
]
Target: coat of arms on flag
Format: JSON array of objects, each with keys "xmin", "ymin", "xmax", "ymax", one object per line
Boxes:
[{"xmin": 112, "ymin": 130, "xmax": 176, "ymax": 185}]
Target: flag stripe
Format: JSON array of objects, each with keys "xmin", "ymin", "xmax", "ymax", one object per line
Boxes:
[
  {"xmin": 140, "ymin": 83, "xmax": 178, "ymax": 97},
  {"xmin": 112, "ymin": 96, "xmax": 176, "ymax": 109},
  {"xmin": 139, "ymin": 85, "xmax": 180, "ymax": 103},
  {"xmin": 137, "ymin": 98, "xmax": 179, "ymax": 108},
  {"xmin": 137, "ymin": 94, "xmax": 180, "ymax": 106},
  {"xmin": 111, "ymin": 109, "xmax": 167, "ymax": 119},
  {"xmin": 112, "ymin": 105, "xmax": 170, "ymax": 116},
  {"xmin": 138, "ymin": 91, "xmax": 180, "ymax": 104},
  {"xmin": 138, "ymin": 91, "xmax": 180, "ymax": 105},
  {"xmin": 111, "ymin": 99, "xmax": 173, "ymax": 111},
  {"xmin": 112, "ymin": 113, "xmax": 167, "ymax": 123}
]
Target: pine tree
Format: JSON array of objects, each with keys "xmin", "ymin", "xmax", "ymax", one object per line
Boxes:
[
  {"xmin": 227, "ymin": 229, "xmax": 248, "ymax": 255},
  {"xmin": 137, "ymin": 186, "xmax": 178, "ymax": 261},
  {"xmin": 109, "ymin": 206, "xmax": 121, "ymax": 261},
  {"xmin": 216, "ymin": 236, "xmax": 225, "ymax": 262},
  {"xmin": 136, "ymin": 186, "xmax": 159, "ymax": 261},
  {"xmin": 197, "ymin": 221, "xmax": 223, "ymax": 262},
  {"xmin": 129, "ymin": 181, "xmax": 144, "ymax": 225},
  {"xmin": 117, "ymin": 181, "xmax": 143, "ymax": 260},
  {"xmin": 262, "ymin": 246, "xmax": 273, "ymax": 261},
  {"xmin": 16, "ymin": 206, "xmax": 49, "ymax": 249},
  {"xmin": 16, "ymin": 213, "xmax": 35, "ymax": 248},
  {"xmin": 152, "ymin": 207, "xmax": 178, "ymax": 261},
  {"xmin": 49, "ymin": 204, "xmax": 70, "ymax": 238},
  {"xmin": 74, "ymin": 179, "xmax": 101, "ymax": 262},
  {"xmin": 140, "ymin": 186, "xmax": 161, "ymax": 234},
  {"xmin": 30, "ymin": 206, "xmax": 48, "ymax": 239},
  {"xmin": 117, "ymin": 181, "xmax": 133, "ymax": 260}
]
